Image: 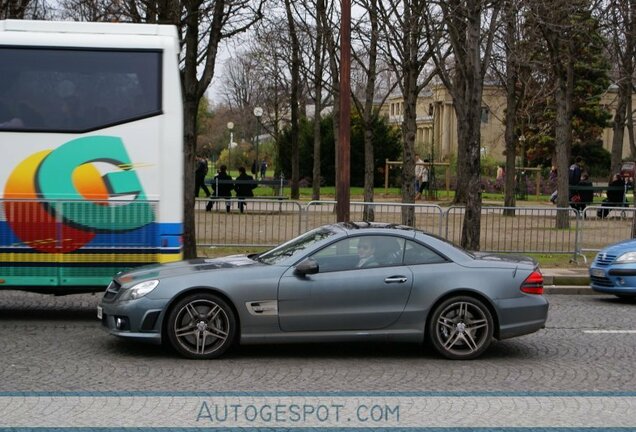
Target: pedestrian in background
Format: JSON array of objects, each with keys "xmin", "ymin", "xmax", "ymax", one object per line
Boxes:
[
  {"xmin": 234, "ymin": 166, "xmax": 257, "ymax": 213},
  {"xmin": 194, "ymin": 156, "xmax": 211, "ymax": 198},
  {"xmin": 414, "ymin": 154, "xmax": 424, "ymax": 197},
  {"xmin": 206, "ymin": 165, "xmax": 233, "ymax": 212},
  {"xmin": 568, "ymin": 156, "xmax": 583, "ymax": 202},
  {"xmin": 260, "ymin": 160, "xmax": 268, "ymax": 179}
]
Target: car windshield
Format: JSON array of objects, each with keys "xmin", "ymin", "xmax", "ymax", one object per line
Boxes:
[{"xmin": 258, "ymin": 226, "xmax": 340, "ymax": 265}]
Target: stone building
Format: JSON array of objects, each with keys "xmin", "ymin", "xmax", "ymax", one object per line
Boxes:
[{"xmin": 383, "ymin": 84, "xmax": 634, "ymax": 162}]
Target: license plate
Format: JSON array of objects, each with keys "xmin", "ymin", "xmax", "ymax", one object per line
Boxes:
[
  {"xmin": 591, "ymin": 268, "xmax": 605, "ymax": 278},
  {"xmin": 97, "ymin": 305, "xmax": 102, "ymax": 320}
]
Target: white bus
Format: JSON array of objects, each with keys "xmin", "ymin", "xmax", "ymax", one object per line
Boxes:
[{"xmin": 0, "ymin": 20, "xmax": 183, "ymax": 293}]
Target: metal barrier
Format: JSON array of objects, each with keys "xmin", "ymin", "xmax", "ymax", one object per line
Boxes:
[
  {"xmin": 445, "ymin": 206, "xmax": 580, "ymax": 259},
  {"xmin": 194, "ymin": 199, "xmax": 636, "ymax": 260},
  {"xmin": 303, "ymin": 201, "xmax": 445, "ymax": 236},
  {"xmin": 195, "ymin": 198, "xmax": 303, "ymax": 247},
  {"xmin": 579, "ymin": 206, "xmax": 636, "ymax": 255}
]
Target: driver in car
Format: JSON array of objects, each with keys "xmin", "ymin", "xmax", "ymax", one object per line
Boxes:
[{"xmin": 356, "ymin": 239, "xmax": 378, "ymax": 268}]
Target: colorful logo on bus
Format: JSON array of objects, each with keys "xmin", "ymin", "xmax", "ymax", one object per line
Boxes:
[{"xmin": 3, "ymin": 136, "xmax": 154, "ymax": 253}]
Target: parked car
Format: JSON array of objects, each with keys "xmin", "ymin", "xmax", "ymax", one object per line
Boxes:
[
  {"xmin": 98, "ymin": 222, "xmax": 549, "ymax": 360},
  {"xmin": 589, "ymin": 239, "xmax": 636, "ymax": 298}
]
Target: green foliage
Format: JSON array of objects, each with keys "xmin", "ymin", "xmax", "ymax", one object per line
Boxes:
[
  {"xmin": 277, "ymin": 113, "xmax": 402, "ymax": 186},
  {"xmin": 572, "ymin": 141, "xmax": 611, "ymax": 178},
  {"xmin": 481, "ymin": 155, "xmax": 503, "ymax": 177},
  {"xmin": 523, "ymin": 10, "xmax": 612, "ymax": 169}
]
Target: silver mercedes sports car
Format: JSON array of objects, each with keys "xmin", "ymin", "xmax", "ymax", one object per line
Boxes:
[{"xmin": 98, "ymin": 222, "xmax": 548, "ymax": 360}]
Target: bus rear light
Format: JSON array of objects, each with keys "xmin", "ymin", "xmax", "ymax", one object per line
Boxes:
[{"xmin": 521, "ymin": 271, "xmax": 544, "ymax": 295}]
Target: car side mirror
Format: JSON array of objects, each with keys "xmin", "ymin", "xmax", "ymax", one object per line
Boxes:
[{"xmin": 295, "ymin": 258, "xmax": 319, "ymax": 276}]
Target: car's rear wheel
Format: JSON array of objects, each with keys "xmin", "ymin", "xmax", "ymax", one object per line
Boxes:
[
  {"xmin": 166, "ymin": 293, "xmax": 236, "ymax": 359},
  {"xmin": 428, "ymin": 296, "xmax": 494, "ymax": 360}
]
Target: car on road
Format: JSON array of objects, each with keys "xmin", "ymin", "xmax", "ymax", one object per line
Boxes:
[
  {"xmin": 589, "ymin": 239, "xmax": 636, "ymax": 298},
  {"xmin": 98, "ymin": 222, "xmax": 549, "ymax": 360}
]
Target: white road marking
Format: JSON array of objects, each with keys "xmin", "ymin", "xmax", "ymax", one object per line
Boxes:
[{"xmin": 584, "ymin": 330, "xmax": 636, "ymax": 334}]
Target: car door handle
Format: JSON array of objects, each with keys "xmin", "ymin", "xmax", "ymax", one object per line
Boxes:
[{"xmin": 384, "ymin": 276, "xmax": 408, "ymax": 283}]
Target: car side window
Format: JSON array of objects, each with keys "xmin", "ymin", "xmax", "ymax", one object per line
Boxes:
[
  {"xmin": 311, "ymin": 237, "xmax": 358, "ymax": 272},
  {"xmin": 404, "ymin": 240, "xmax": 447, "ymax": 265},
  {"xmin": 310, "ymin": 235, "xmax": 405, "ymax": 272}
]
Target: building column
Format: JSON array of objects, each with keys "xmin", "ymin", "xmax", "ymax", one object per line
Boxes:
[{"xmin": 442, "ymin": 103, "xmax": 451, "ymax": 157}]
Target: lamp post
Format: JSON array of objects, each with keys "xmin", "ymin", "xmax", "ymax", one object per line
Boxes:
[
  {"xmin": 253, "ymin": 107, "xmax": 263, "ymax": 179},
  {"xmin": 227, "ymin": 121, "xmax": 234, "ymax": 170},
  {"xmin": 517, "ymin": 134, "xmax": 527, "ymax": 200}
]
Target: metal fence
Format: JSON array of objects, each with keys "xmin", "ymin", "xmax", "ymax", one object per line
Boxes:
[
  {"xmin": 193, "ymin": 199, "xmax": 636, "ymax": 259},
  {"xmin": 445, "ymin": 206, "xmax": 580, "ymax": 257},
  {"xmin": 579, "ymin": 206, "xmax": 636, "ymax": 255},
  {"xmin": 195, "ymin": 198, "xmax": 303, "ymax": 247}
]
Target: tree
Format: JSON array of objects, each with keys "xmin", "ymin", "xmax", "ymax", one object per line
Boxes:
[
  {"xmin": 277, "ymin": 112, "xmax": 401, "ymax": 186},
  {"xmin": 352, "ymin": 0, "xmax": 398, "ymax": 220},
  {"xmin": 429, "ymin": 0, "xmax": 502, "ymax": 250},
  {"xmin": 117, "ymin": 0, "xmax": 264, "ymax": 257},
  {"xmin": 283, "ymin": 0, "xmax": 302, "ymax": 199},
  {"xmin": 523, "ymin": 0, "xmax": 594, "ymax": 228},
  {"xmin": 600, "ymin": 0, "xmax": 636, "ymax": 174},
  {"xmin": 1, "ymin": 0, "xmax": 49, "ymax": 18},
  {"xmin": 377, "ymin": 0, "xmax": 437, "ymax": 226}
]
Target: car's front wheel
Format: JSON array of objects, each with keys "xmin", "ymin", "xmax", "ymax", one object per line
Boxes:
[
  {"xmin": 166, "ymin": 293, "xmax": 236, "ymax": 359},
  {"xmin": 428, "ymin": 296, "xmax": 494, "ymax": 360}
]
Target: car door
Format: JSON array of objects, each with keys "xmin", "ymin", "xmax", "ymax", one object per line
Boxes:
[{"xmin": 277, "ymin": 235, "xmax": 413, "ymax": 332}]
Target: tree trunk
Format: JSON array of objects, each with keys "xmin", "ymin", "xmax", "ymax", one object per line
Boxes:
[
  {"xmin": 554, "ymin": 73, "xmax": 572, "ymax": 229},
  {"xmin": 400, "ymin": 67, "xmax": 418, "ymax": 227},
  {"xmin": 503, "ymin": 0, "xmax": 518, "ymax": 216},
  {"xmin": 320, "ymin": 2, "xmax": 340, "ymax": 208},
  {"xmin": 611, "ymin": 81, "xmax": 629, "ymax": 177},
  {"xmin": 180, "ymin": 2, "xmax": 202, "ymax": 259},
  {"xmin": 457, "ymin": 105, "xmax": 483, "ymax": 250},
  {"xmin": 285, "ymin": 0, "xmax": 301, "ymax": 200},
  {"xmin": 457, "ymin": 4, "xmax": 485, "ymax": 251},
  {"xmin": 311, "ymin": 0, "xmax": 324, "ymax": 201},
  {"xmin": 363, "ymin": 0, "xmax": 379, "ymax": 221}
]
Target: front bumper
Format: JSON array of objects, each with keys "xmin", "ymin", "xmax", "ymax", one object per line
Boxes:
[
  {"xmin": 98, "ymin": 296, "xmax": 167, "ymax": 344},
  {"xmin": 589, "ymin": 264, "xmax": 636, "ymax": 295}
]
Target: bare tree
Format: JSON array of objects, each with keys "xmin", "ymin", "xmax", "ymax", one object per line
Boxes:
[
  {"xmin": 528, "ymin": 0, "xmax": 597, "ymax": 229},
  {"xmin": 428, "ymin": 0, "xmax": 502, "ymax": 249},
  {"xmin": 59, "ymin": 0, "xmax": 123, "ymax": 21},
  {"xmin": 377, "ymin": 0, "xmax": 438, "ymax": 226},
  {"xmin": 600, "ymin": 0, "xmax": 636, "ymax": 175},
  {"xmin": 309, "ymin": 0, "xmax": 328, "ymax": 200},
  {"xmin": 352, "ymin": 0, "xmax": 398, "ymax": 220},
  {"xmin": 283, "ymin": 0, "xmax": 301, "ymax": 199},
  {"xmin": 490, "ymin": 0, "xmax": 529, "ymax": 214},
  {"xmin": 1, "ymin": 0, "xmax": 50, "ymax": 18},
  {"xmin": 114, "ymin": 0, "xmax": 265, "ymax": 257}
]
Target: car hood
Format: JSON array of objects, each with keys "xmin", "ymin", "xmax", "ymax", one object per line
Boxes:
[
  {"xmin": 115, "ymin": 255, "xmax": 261, "ymax": 285},
  {"xmin": 598, "ymin": 239, "xmax": 636, "ymax": 257}
]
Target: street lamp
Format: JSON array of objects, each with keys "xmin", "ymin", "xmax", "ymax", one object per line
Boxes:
[
  {"xmin": 227, "ymin": 122, "xmax": 234, "ymax": 170},
  {"xmin": 253, "ymin": 107, "xmax": 263, "ymax": 179}
]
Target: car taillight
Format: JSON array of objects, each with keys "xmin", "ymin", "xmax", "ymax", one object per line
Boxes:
[{"xmin": 521, "ymin": 271, "xmax": 544, "ymax": 295}]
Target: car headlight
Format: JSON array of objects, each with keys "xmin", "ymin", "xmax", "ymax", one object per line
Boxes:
[
  {"xmin": 615, "ymin": 252, "xmax": 636, "ymax": 263},
  {"xmin": 127, "ymin": 280, "xmax": 160, "ymax": 300}
]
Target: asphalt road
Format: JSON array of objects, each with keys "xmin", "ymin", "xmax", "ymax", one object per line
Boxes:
[{"xmin": 0, "ymin": 291, "xmax": 634, "ymax": 393}]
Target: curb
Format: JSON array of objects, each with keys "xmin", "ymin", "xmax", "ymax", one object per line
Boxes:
[
  {"xmin": 544, "ymin": 285, "xmax": 595, "ymax": 295},
  {"xmin": 542, "ymin": 272, "xmax": 592, "ymax": 294}
]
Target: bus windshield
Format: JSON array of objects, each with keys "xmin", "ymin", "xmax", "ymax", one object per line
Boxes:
[{"xmin": 0, "ymin": 47, "xmax": 161, "ymax": 133}]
